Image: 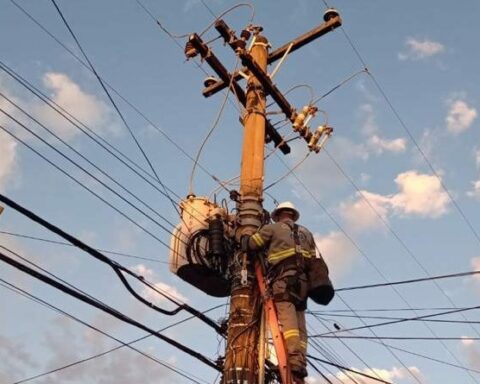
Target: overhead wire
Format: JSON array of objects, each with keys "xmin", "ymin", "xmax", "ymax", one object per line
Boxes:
[
  {"xmin": 0, "ymin": 229, "xmax": 167, "ymax": 264},
  {"xmin": 0, "ymin": 278, "xmax": 211, "ymax": 384},
  {"xmin": 0, "ymin": 116, "xmax": 176, "ymax": 250},
  {"xmin": 314, "ymin": 4, "xmax": 480, "ymax": 374},
  {"xmin": 307, "ymin": 355, "xmax": 394, "ymax": 384},
  {"xmin": 313, "ymin": 303, "xmax": 480, "ymax": 337},
  {"xmin": 274, "ymin": 149, "xmax": 475, "ymax": 381},
  {"xmin": 189, "ymin": 58, "xmax": 240, "ymax": 194},
  {"xmin": 8, "ymin": 0, "xmax": 232, "ymax": 197},
  {"xmin": 0, "ymin": 193, "xmax": 223, "ymax": 334},
  {"xmin": 0, "ymin": 61, "xmax": 213, "ymax": 231},
  {"xmin": 0, "ymin": 92, "xmax": 178, "ymax": 231},
  {"xmin": 0, "ymin": 250, "xmax": 221, "ymax": 372},
  {"xmin": 316, "ymin": 311, "xmax": 480, "ymax": 325},
  {"xmin": 48, "ymin": 0, "xmax": 182, "ymax": 218},
  {"xmin": 337, "ymin": 268, "xmax": 480, "ymax": 292}
]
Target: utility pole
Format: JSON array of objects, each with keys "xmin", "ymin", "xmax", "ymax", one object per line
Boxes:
[
  {"xmin": 223, "ymin": 32, "xmax": 268, "ymax": 384},
  {"xmin": 181, "ymin": 8, "xmax": 342, "ymax": 384}
]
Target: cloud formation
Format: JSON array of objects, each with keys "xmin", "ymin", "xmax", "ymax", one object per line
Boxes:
[
  {"xmin": 467, "ymin": 180, "xmax": 480, "ymax": 199},
  {"xmin": 367, "ymin": 134, "xmax": 407, "ymax": 155},
  {"xmin": 314, "ymin": 231, "xmax": 357, "ymax": 282},
  {"xmin": 0, "ymin": 130, "xmax": 17, "ymax": 191},
  {"xmin": 340, "ymin": 171, "xmax": 450, "ymax": 232},
  {"xmin": 446, "ymin": 99, "xmax": 478, "ymax": 134},
  {"xmin": 132, "ymin": 264, "xmax": 188, "ymax": 304},
  {"xmin": 359, "ymin": 104, "xmax": 407, "ymax": 156},
  {"xmin": 399, "ymin": 37, "xmax": 445, "ymax": 60},
  {"xmin": 34, "ymin": 72, "xmax": 118, "ymax": 141}
]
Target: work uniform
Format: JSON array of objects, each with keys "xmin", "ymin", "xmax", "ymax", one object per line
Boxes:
[{"xmin": 248, "ymin": 218, "xmax": 315, "ymax": 379}]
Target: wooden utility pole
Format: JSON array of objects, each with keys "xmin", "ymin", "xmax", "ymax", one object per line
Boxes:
[
  {"xmin": 184, "ymin": 9, "xmax": 342, "ymax": 384},
  {"xmin": 223, "ymin": 34, "xmax": 268, "ymax": 384}
]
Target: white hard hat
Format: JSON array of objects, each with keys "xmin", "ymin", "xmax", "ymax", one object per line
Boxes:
[{"xmin": 271, "ymin": 201, "xmax": 299, "ymax": 222}]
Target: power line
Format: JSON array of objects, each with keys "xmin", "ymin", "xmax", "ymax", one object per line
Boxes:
[
  {"xmin": 307, "ymin": 355, "xmax": 394, "ymax": 384},
  {"xmin": 0, "ymin": 229, "xmax": 167, "ymax": 264},
  {"xmin": 48, "ymin": 0, "xmax": 178, "ymax": 216},
  {"xmin": 8, "ymin": 0, "xmax": 231, "ymax": 196},
  {"xmin": 320, "ymin": 336, "xmax": 480, "ymax": 341},
  {"xmin": 318, "ymin": 312, "xmax": 480, "ymax": 325},
  {"xmin": 0, "ymin": 249, "xmax": 221, "ymax": 372},
  {"xmin": 0, "ymin": 278, "xmax": 211, "ymax": 384},
  {"xmin": 0, "ymin": 92, "xmax": 179, "ymax": 232},
  {"xmin": 0, "ymin": 194, "xmax": 223, "ymax": 333},
  {"xmin": 337, "ymin": 269, "xmax": 480, "ymax": 292},
  {"xmin": 0, "ymin": 61, "xmax": 212, "ymax": 229},
  {"xmin": 313, "ymin": 304, "xmax": 480, "ymax": 337}
]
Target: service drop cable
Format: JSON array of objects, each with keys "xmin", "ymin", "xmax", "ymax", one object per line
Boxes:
[
  {"xmin": 0, "ymin": 193, "xmax": 223, "ymax": 335},
  {"xmin": 0, "ymin": 250, "xmax": 220, "ymax": 372}
]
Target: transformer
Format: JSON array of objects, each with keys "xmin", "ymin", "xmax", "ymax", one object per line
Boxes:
[{"xmin": 169, "ymin": 196, "xmax": 231, "ymax": 297}]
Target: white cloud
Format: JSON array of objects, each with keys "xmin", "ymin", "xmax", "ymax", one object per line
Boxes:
[
  {"xmin": 390, "ymin": 171, "xmax": 449, "ymax": 217},
  {"xmin": 34, "ymin": 72, "xmax": 118, "ymax": 141},
  {"xmin": 446, "ymin": 99, "xmax": 478, "ymax": 134},
  {"xmin": 132, "ymin": 264, "xmax": 188, "ymax": 304},
  {"xmin": 0, "ymin": 130, "xmax": 17, "ymax": 192},
  {"xmin": 475, "ymin": 147, "xmax": 480, "ymax": 169},
  {"xmin": 334, "ymin": 365, "xmax": 424, "ymax": 384},
  {"xmin": 399, "ymin": 37, "xmax": 445, "ymax": 60},
  {"xmin": 467, "ymin": 180, "xmax": 480, "ymax": 199},
  {"xmin": 339, "ymin": 190, "xmax": 390, "ymax": 232},
  {"xmin": 368, "ymin": 134, "xmax": 407, "ymax": 155},
  {"xmin": 462, "ymin": 336, "xmax": 475, "ymax": 346},
  {"xmin": 339, "ymin": 171, "xmax": 450, "ymax": 232},
  {"xmin": 470, "ymin": 257, "xmax": 480, "ymax": 280},
  {"xmin": 359, "ymin": 104, "xmax": 407, "ymax": 156},
  {"xmin": 314, "ymin": 231, "xmax": 357, "ymax": 282}
]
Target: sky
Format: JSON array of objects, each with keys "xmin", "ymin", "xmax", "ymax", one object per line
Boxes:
[{"xmin": 1, "ymin": 0, "xmax": 480, "ymax": 383}]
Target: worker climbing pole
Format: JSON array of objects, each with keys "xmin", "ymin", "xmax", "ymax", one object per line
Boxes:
[{"xmin": 168, "ymin": 7, "xmax": 343, "ymax": 384}]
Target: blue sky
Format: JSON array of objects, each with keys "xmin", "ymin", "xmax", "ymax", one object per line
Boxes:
[{"xmin": 1, "ymin": 0, "xmax": 480, "ymax": 383}]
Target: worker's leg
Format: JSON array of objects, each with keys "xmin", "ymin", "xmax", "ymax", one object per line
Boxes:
[
  {"xmin": 297, "ymin": 310, "xmax": 307, "ymax": 372},
  {"xmin": 272, "ymin": 274, "xmax": 304, "ymax": 375}
]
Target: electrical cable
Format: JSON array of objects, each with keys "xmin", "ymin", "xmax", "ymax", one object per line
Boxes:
[
  {"xmin": 0, "ymin": 229, "xmax": 167, "ymax": 264},
  {"xmin": 8, "ymin": 0, "xmax": 232, "ymax": 197},
  {"xmin": 0, "ymin": 193, "xmax": 224, "ymax": 334},
  {"xmin": 316, "ymin": 312, "xmax": 480, "ymax": 325},
  {"xmin": 0, "ymin": 61, "xmax": 214, "ymax": 230},
  {"xmin": 0, "ymin": 252, "xmax": 220, "ymax": 371},
  {"xmin": 311, "ymin": 68, "xmax": 367, "ymax": 105},
  {"xmin": 307, "ymin": 355, "xmax": 394, "ymax": 384},
  {"xmin": 313, "ymin": 303, "xmax": 480, "ymax": 337},
  {"xmin": 0, "ymin": 278, "xmax": 211, "ymax": 384},
  {"xmin": 0, "ymin": 93, "xmax": 179, "ymax": 232},
  {"xmin": 308, "ymin": 315, "xmax": 383, "ymax": 384},
  {"xmin": 276, "ymin": 150, "xmax": 475, "ymax": 382},
  {"xmin": 0, "ymin": 249, "xmax": 221, "ymax": 372},
  {"xmin": 337, "ymin": 269, "xmax": 480, "ymax": 292},
  {"xmin": 49, "ymin": 0, "xmax": 179, "ymax": 218},
  {"xmin": 321, "ymin": 336, "xmax": 480, "ymax": 341},
  {"xmin": 0, "ymin": 119, "xmax": 174, "ymax": 250},
  {"xmin": 264, "ymin": 152, "xmax": 311, "ymax": 191},
  {"xmin": 189, "ymin": 58, "xmax": 240, "ymax": 194}
]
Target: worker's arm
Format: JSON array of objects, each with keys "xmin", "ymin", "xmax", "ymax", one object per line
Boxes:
[{"xmin": 240, "ymin": 224, "xmax": 274, "ymax": 252}]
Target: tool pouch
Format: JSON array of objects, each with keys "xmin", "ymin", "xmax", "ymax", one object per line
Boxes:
[{"xmin": 307, "ymin": 256, "xmax": 334, "ymax": 305}]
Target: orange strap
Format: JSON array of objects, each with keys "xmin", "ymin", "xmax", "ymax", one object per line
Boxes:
[{"xmin": 255, "ymin": 261, "xmax": 293, "ymax": 384}]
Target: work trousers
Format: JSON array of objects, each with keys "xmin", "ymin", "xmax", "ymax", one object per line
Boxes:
[{"xmin": 271, "ymin": 268, "xmax": 308, "ymax": 375}]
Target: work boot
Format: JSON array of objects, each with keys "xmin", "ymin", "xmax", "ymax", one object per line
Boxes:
[{"xmin": 291, "ymin": 366, "xmax": 308, "ymax": 383}]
